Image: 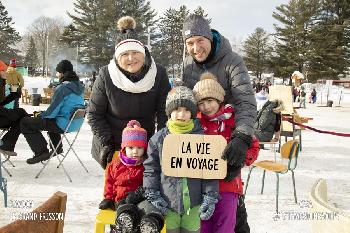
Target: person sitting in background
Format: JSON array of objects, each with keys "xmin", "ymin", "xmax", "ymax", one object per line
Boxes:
[
  {"xmin": 0, "ymin": 60, "xmax": 29, "ymax": 156},
  {"xmin": 20, "ymin": 60, "xmax": 85, "ymax": 164}
]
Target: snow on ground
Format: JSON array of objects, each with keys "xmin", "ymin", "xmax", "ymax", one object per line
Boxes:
[{"xmin": 1, "ymin": 81, "xmax": 350, "ymax": 232}]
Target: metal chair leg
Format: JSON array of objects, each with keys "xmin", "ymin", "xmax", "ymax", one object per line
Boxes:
[
  {"xmin": 244, "ymin": 166, "xmax": 255, "ymax": 195},
  {"xmin": 3, "ymin": 178, "xmax": 7, "ymax": 207},
  {"xmin": 292, "ymin": 170, "xmax": 297, "ymax": 203},
  {"xmin": 1, "ymin": 164, "xmax": 12, "ymax": 177},
  {"xmin": 261, "ymin": 170, "xmax": 266, "ymax": 194},
  {"xmin": 276, "ymin": 173, "xmax": 279, "ymax": 213}
]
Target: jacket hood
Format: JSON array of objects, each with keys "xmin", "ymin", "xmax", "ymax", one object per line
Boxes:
[
  {"xmin": 60, "ymin": 80, "xmax": 84, "ymax": 96},
  {"xmin": 203, "ymin": 30, "xmax": 233, "ymax": 67},
  {"xmin": 272, "ymin": 99, "xmax": 285, "ymax": 113},
  {"xmin": 6, "ymin": 67, "xmax": 16, "ymax": 73},
  {"xmin": 261, "ymin": 100, "xmax": 284, "ymax": 114}
]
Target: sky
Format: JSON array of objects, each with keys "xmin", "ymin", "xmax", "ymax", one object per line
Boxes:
[{"xmin": 2, "ymin": 0, "xmax": 288, "ymax": 42}]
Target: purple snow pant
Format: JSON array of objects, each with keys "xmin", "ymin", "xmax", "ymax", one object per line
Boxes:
[{"xmin": 200, "ymin": 192, "xmax": 238, "ymax": 233}]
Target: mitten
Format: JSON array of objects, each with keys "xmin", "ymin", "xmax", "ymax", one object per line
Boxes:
[
  {"xmin": 222, "ymin": 132, "xmax": 252, "ymax": 166},
  {"xmin": 145, "ymin": 189, "xmax": 168, "ymax": 215},
  {"xmin": 126, "ymin": 186, "xmax": 145, "ymax": 204},
  {"xmin": 199, "ymin": 192, "xmax": 219, "ymax": 220},
  {"xmin": 99, "ymin": 199, "xmax": 115, "ymax": 210},
  {"xmin": 100, "ymin": 145, "xmax": 114, "ymax": 169}
]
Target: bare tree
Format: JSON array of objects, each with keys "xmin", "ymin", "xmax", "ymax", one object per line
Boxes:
[{"xmin": 26, "ymin": 16, "xmax": 65, "ymax": 76}]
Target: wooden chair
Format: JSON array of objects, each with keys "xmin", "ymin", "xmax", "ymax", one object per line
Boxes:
[
  {"xmin": 0, "ymin": 191, "xmax": 67, "ymax": 233},
  {"xmin": 21, "ymin": 89, "xmax": 31, "ymax": 104},
  {"xmin": 84, "ymin": 90, "xmax": 91, "ymax": 101},
  {"xmin": 279, "ymin": 114, "xmax": 302, "ymax": 151},
  {"xmin": 41, "ymin": 88, "xmax": 54, "ymax": 104},
  {"xmin": 244, "ymin": 140, "xmax": 300, "ymax": 213}
]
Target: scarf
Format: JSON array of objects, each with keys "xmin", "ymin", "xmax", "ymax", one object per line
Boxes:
[
  {"xmin": 119, "ymin": 150, "xmax": 142, "ymax": 166},
  {"xmin": 108, "ymin": 56, "xmax": 157, "ymax": 93},
  {"xmin": 167, "ymin": 119, "xmax": 194, "ymax": 134},
  {"xmin": 201, "ymin": 104, "xmax": 233, "ymax": 133}
]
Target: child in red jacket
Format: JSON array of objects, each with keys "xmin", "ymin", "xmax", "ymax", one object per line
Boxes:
[
  {"xmin": 99, "ymin": 120, "xmax": 164, "ymax": 233},
  {"xmin": 193, "ymin": 72, "xmax": 259, "ymax": 233}
]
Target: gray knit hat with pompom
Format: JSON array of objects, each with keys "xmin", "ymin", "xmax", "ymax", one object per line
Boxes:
[{"xmin": 165, "ymin": 86, "xmax": 197, "ymax": 118}]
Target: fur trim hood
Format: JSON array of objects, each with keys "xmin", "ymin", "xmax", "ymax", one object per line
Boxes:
[{"xmin": 272, "ymin": 99, "xmax": 284, "ymax": 113}]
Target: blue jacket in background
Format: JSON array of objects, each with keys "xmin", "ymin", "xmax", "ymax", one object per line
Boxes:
[{"xmin": 40, "ymin": 80, "xmax": 85, "ymax": 132}]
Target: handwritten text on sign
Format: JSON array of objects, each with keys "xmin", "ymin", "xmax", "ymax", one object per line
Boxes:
[{"xmin": 162, "ymin": 134, "xmax": 227, "ymax": 179}]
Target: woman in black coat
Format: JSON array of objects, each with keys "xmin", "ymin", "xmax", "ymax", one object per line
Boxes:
[{"xmin": 88, "ymin": 16, "xmax": 170, "ymax": 169}]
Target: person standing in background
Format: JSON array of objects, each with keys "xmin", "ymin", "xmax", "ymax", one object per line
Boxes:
[{"xmin": 5, "ymin": 58, "xmax": 24, "ymax": 108}]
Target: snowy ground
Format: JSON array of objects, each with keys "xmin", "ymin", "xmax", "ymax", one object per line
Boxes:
[{"xmin": 1, "ymin": 86, "xmax": 350, "ymax": 233}]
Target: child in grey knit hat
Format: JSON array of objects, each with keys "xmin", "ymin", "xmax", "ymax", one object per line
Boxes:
[{"xmin": 143, "ymin": 85, "xmax": 219, "ymax": 233}]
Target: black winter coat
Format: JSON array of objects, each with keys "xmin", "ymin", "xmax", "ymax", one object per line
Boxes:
[
  {"xmin": 254, "ymin": 101, "xmax": 282, "ymax": 142},
  {"xmin": 87, "ymin": 63, "xmax": 170, "ymax": 166}
]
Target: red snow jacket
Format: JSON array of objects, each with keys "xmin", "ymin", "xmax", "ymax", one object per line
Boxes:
[
  {"xmin": 104, "ymin": 156, "xmax": 144, "ymax": 202},
  {"xmin": 198, "ymin": 104, "xmax": 259, "ymax": 194}
]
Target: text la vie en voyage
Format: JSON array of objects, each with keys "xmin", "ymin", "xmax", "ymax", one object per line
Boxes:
[{"xmin": 170, "ymin": 142, "xmax": 219, "ymax": 171}]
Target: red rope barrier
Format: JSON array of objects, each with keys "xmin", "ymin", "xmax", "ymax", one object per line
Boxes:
[{"xmin": 282, "ymin": 116, "xmax": 350, "ymax": 137}]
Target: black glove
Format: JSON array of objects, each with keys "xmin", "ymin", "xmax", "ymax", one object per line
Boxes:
[
  {"xmin": 100, "ymin": 145, "xmax": 114, "ymax": 169},
  {"xmin": 115, "ymin": 199, "xmax": 126, "ymax": 210},
  {"xmin": 222, "ymin": 132, "xmax": 252, "ymax": 166},
  {"xmin": 126, "ymin": 187, "xmax": 145, "ymax": 204},
  {"xmin": 99, "ymin": 199, "xmax": 115, "ymax": 210},
  {"xmin": 224, "ymin": 164, "xmax": 241, "ymax": 182}
]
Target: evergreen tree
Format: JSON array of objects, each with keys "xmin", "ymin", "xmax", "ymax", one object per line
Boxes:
[
  {"xmin": 243, "ymin": 27, "xmax": 272, "ymax": 81},
  {"xmin": 193, "ymin": 6, "xmax": 211, "ymax": 24},
  {"xmin": 66, "ymin": 0, "xmax": 156, "ymax": 69},
  {"xmin": 24, "ymin": 37, "xmax": 39, "ymax": 76},
  {"xmin": 307, "ymin": 0, "xmax": 350, "ymax": 81},
  {"xmin": 271, "ymin": 0, "xmax": 320, "ymax": 83},
  {"xmin": 0, "ymin": 1, "xmax": 21, "ymax": 61},
  {"xmin": 157, "ymin": 6, "xmax": 189, "ymax": 77}
]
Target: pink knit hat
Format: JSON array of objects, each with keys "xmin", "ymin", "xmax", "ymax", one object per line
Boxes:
[{"xmin": 121, "ymin": 120, "xmax": 147, "ymax": 151}]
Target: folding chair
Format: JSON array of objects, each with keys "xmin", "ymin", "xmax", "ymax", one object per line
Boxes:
[
  {"xmin": 0, "ymin": 128, "xmax": 16, "ymax": 177},
  {"xmin": 35, "ymin": 108, "xmax": 89, "ymax": 182},
  {"xmin": 244, "ymin": 140, "xmax": 300, "ymax": 213},
  {"xmin": 0, "ymin": 150, "xmax": 8, "ymax": 207}
]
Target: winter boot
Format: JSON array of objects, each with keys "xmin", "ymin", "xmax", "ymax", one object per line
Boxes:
[
  {"xmin": 140, "ymin": 214, "xmax": 164, "ymax": 233},
  {"xmin": 116, "ymin": 204, "xmax": 140, "ymax": 233}
]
